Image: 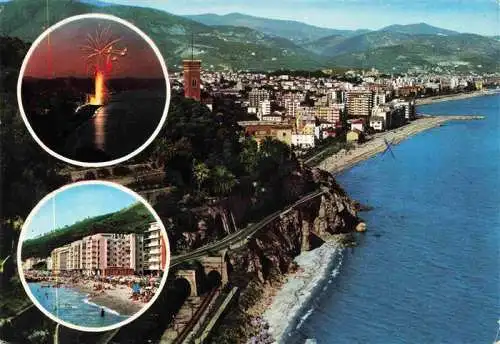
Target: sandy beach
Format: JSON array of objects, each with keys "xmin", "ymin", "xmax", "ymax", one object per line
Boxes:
[
  {"xmin": 87, "ymin": 286, "xmax": 143, "ymax": 316},
  {"xmin": 414, "ymin": 90, "xmax": 490, "ymax": 105},
  {"xmin": 26, "ymin": 273, "xmax": 155, "ymax": 317},
  {"xmin": 249, "ymin": 240, "xmax": 344, "ymax": 344},
  {"xmin": 315, "ymin": 115, "xmax": 482, "ymax": 175}
]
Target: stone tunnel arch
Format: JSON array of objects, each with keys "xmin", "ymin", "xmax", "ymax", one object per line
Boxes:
[
  {"xmin": 200, "ymin": 254, "xmax": 228, "ymax": 286},
  {"xmin": 174, "ymin": 270, "xmax": 198, "ymax": 297}
]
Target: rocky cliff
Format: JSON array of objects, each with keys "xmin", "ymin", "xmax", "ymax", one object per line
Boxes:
[{"xmin": 212, "ymin": 168, "xmax": 361, "ymax": 343}]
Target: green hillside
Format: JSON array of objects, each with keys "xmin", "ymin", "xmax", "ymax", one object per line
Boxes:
[
  {"xmin": 21, "ymin": 202, "xmax": 155, "ymax": 259},
  {"xmin": 307, "ymin": 31, "xmax": 419, "ymax": 57},
  {"xmin": 329, "ymin": 33, "xmax": 500, "ymax": 73},
  {"xmin": 379, "ymin": 23, "xmax": 459, "ymax": 36},
  {"xmin": 0, "ymin": 0, "xmax": 327, "ymax": 71},
  {"xmin": 184, "ymin": 12, "xmax": 369, "ymax": 44}
]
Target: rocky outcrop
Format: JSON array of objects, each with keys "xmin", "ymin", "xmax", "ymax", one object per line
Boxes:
[
  {"xmin": 228, "ymin": 167, "xmax": 359, "ymax": 284},
  {"xmin": 211, "ymin": 167, "xmax": 360, "ymax": 343}
]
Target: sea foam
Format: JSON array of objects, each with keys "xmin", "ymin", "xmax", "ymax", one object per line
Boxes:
[
  {"xmin": 263, "ymin": 241, "xmax": 344, "ymax": 343},
  {"xmin": 83, "ymin": 297, "xmax": 121, "ymax": 316}
]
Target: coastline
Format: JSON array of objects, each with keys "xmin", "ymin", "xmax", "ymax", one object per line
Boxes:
[
  {"xmin": 316, "ymin": 115, "xmax": 478, "ymax": 175},
  {"xmin": 262, "ymin": 241, "xmax": 344, "ymax": 343},
  {"xmin": 414, "ymin": 90, "xmax": 490, "ymax": 105},
  {"xmin": 74, "ymin": 283, "xmax": 143, "ymax": 316},
  {"xmin": 29, "ymin": 279, "xmax": 143, "ymax": 317},
  {"xmin": 254, "ymin": 95, "xmax": 493, "ymax": 343},
  {"xmin": 245, "ymin": 238, "xmax": 345, "ymax": 344}
]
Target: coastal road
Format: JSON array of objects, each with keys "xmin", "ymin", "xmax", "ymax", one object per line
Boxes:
[{"xmin": 170, "ymin": 189, "xmax": 325, "ymax": 267}]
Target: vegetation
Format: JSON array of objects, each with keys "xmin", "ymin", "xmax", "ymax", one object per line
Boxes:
[
  {"xmin": 0, "ymin": 37, "xmax": 68, "ymax": 292},
  {"xmin": 21, "ymin": 203, "xmax": 154, "ymax": 259},
  {"xmin": 0, "ymin": 0, "xmax": 327, "ymax": 71}
]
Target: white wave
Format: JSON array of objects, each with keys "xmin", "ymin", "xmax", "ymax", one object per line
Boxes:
[
  {"xmin": 304, "ymin": 339, "xmax": 317, "ymax": 344},
  {"xmin": 263, "ymin": 241, "xmax": 344, "ymax": 343},
  {"xmin": 296, "ymin": 308, "xmax": 314, "ymax": 329},
  {"xmin": 82, "ymin": 297, "xmax": 121, "ymax": 316}
]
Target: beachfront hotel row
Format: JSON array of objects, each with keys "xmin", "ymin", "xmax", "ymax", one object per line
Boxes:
[{"xmin": 24, "ymin": 222, "xmax": 167, "ymax": 276}]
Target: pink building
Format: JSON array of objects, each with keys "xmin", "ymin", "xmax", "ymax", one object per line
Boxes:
[{"xmin": 79, "ymin": 233, "xmax": 143, "ymax": 276}]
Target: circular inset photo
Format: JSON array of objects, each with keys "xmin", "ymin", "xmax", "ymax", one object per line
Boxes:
[
  {"xmin": 17, "ymin": 181, "xmax": 170, "ymax": 332},
  {"xmin": 17, "ymin": 14, "xmax": 170, "ymax": 167}
]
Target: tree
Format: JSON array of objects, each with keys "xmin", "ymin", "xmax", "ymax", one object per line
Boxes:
[
  {"xmin": 210, "ymin": 166, "xmax": 237, "ymax": 196},
  {"xmin": 193, "ymin": 161, "xmax": 210, "ymax": 192},
  {"xmin": 239, "ymin": 138, "xmax": 259, "ymax": 175}
]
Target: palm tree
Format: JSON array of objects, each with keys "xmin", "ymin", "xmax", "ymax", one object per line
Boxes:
[
  {"xmin": 193, "ymin": 160, "xmax": 210, "ymax": 192},
  {"xmin": 211, "ymin": 166, "xmax": 237, "ymax": 196}
]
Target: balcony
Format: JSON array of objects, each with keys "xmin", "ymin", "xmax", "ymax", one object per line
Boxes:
[
  {"xmin": 145, "ymin": 241, "xmax": 160, "ymax": 248},
  {"xmin": 146, "ymin": 233, "xmax": 159, "ymax": 240},
  {"xmin": 148, "ymin": 249, "xmax": 160, "ymax": 255}
]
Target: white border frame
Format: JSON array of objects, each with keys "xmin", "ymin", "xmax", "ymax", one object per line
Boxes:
[
  {"xmin": 17, "ymin": 180, "xmax": 171, "ymax": 332},
  {"xmin": 17, "ymin": 14, "xmax": 171, "ymax": 168}
]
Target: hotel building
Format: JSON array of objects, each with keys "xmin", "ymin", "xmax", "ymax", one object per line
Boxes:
[
  {"xmin": 49, "ymin": 231, "xmax": 153, "ymax": 276},
  {"xmin": 144, "ymin": 222, "xmax": 167, "ymax": 273},
  {"xmin": 346, "ymin": 90, "xmax": 374, "ymax": 119}
]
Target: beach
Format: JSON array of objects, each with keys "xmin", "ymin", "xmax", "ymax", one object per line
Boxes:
[
  {"xmin": 262, "ymin": 241, "xmax": 343, "ymax": 343},
  {"xmin": 25, "ymin": 271, "xmax": 160, "ymax": 326},
  {"xmin": 73, "ymin": 281, "xmax": 144, "ymax": 316},
  {"xmin": 245, "ymin": 238, "xmax": 345, "ymax": 344},
  {"xmin": 257, "ymin": 101, "xmax": 488, "ymax": 343},
  {"xmin": 414, "ymin": 90, "xmax": 490, "ymax": 105},
  {"xmin": 315, "ymin": 115, "xmax": 482, "ymax": 175}
]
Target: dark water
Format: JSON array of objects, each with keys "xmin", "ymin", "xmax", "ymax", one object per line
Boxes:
[
  {"xmin": 64, "ymin": 91, "xmax": 165, "ymax": 162},
  {"xmin": 28, "ymin": 282, "xmax": 127, "ymax": 328},
  {"xmin": 288, "ymin": 94, "xmax": 500, "ymax": 344}
]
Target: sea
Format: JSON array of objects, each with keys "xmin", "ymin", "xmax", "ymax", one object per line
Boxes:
[
  {"xmin": 285, "ymin": 94, "xmax": 500, "ymax": 344},
  {"xmin": 28, "ymin": 282, "xmax": 128, "ymax": 328}
]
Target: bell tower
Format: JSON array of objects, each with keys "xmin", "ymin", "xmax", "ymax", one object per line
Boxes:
[{"xmin": 183, "ymin": 33, "xmax": 201, "ymax": 101}]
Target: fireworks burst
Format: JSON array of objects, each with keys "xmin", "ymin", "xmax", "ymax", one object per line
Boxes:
[
  {"xmin": 80, "ymin": 24, "xmax": 127, "ymax": 105},
  {"xmin": 80, "ymin": 24, "xmax": 127, "ymax": 76}
]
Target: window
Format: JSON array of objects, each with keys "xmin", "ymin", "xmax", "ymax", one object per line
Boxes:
[{"xmin": 192, "ymin": 79, "xmax": 198, "ymax": 88}]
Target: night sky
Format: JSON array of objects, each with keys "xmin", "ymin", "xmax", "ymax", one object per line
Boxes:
[{"xmin": 24, "ymin": 18, "xmax": 165, "ymax": 79}]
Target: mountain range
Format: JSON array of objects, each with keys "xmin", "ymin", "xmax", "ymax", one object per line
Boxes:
[{"xmin": 0, "ymin": 0, "xmax": 498, "ymax": 73}]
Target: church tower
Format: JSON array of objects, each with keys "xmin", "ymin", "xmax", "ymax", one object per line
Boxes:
[
  {"xmin": 183, "ymin": 33, "xmax": 201, "ymax": 101},
  {"xmin": 183, "ymin": 59, "xmax": 201, "ymax": 101}
]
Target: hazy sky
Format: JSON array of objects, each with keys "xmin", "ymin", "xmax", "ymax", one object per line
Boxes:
[
  {"xmin": 24, "ymin": 17, "xmax": 164, "ymax": 78},
  {"xmin": 99, "ymin": 0, "xmax": 499, "ymax": 36},
  {"xmin": 25, "ymin": 184, "xmax": 138, "ymax": 240}
]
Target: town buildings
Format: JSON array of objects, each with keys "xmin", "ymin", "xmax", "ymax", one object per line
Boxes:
[
  {"xmin": 346, "ymin": 90, "xmax": 374, "ymax": 119},
  {"xmin": 175, "ymin": 61, "xmax": 487, "ymax": 152},
  {"xmin": 43, "ymin": 222, "xmax": 166, "ymax": 276}
]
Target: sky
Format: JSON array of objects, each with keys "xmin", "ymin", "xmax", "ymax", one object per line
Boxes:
[
  {"xmin": 24, "ymin": 17, "xmax": 164, "ymax": 78},
  {"xmin": 25, "ymin": 184, "xmax": 138, "ymax": 240},
  {"xmin": 97, "ymin": 0, "xmax": 499, "ymax": 36}
]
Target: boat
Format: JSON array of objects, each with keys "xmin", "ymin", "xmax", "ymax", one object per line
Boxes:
[{"xmin": 74, "ymin": 103, "xmax": 102, "ymax": 120}]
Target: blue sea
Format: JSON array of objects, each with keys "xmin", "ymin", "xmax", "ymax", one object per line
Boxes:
[
  {"xmin": 287, "ymin": 94, "xmax": 500, "ymax": 344},
  {"xmin": 28, "ymin": 282, "xmax": 128, "ymax": 328}
]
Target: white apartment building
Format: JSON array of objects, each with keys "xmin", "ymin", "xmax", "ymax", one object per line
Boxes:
[
  {"xmin": 292, "ymin": 133, "xmax": 315, "ymax": 149},
  {"xmin": 144, "ymin": 222, "xmax": 166, "ymax": 273}
]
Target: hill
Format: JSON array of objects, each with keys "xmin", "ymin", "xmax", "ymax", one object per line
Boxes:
[
  {"xmin": 306, "ymin": 31, "xmax": 415, "ymax": 57},
  {"xmin": 379, "ymin": 23, "xmax": 460, "ymax": 36},
  {"xmin": 330, "ymin": 33, "xmax": 500, "ymax": 73},
  {"xmin": 304, "ymin": 24, "xmax": 499, "ymax": 73},
  {"xmin": 184, "ymin": 12, "xmax": 369, "ymax": 44},
  {"xmin": 0, "ymin": 0, "xmax": 327, "ymax": 71},
  {"xmin": 21, "ymin": 202, "xmax": 155, "ymax": 259}
]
